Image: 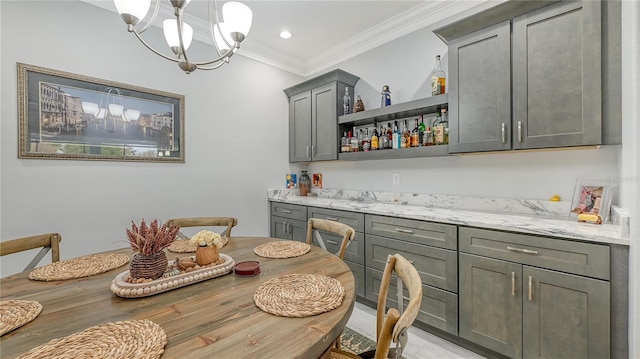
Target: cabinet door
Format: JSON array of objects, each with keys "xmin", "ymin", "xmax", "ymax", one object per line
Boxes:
[
  {"xmin": 289, "ymin": 90, "xmax": 312, "ymax": 162},
  {"xmin": 311, "ymin": 83, "xmax": 339, "ymax": 161},
  {"xmin": 288, "ymin": 218, "xmax": 308, "ymax": 242},
  {"xmin": 512, "ymin": 1, "xmax": 601, "ymax": 149},
  {"xmin": 523, "ymin": 266, "xmax": 610, "ymax": 359},
  {"xmin": 271, "ymin": 216, "xmax": 289, "ymax": 240},
  {"xmin": 459, "ymin": 253, "xmax": 523, "ymax": 358},
  {"xmin": 448, "ymin": 21, "xmax": 512, "ymax": 153}
]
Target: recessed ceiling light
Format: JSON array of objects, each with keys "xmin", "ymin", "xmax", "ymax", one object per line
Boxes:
[{"xmin": 280, "ymin": 30, "xmax": 292, "ymax": 39}]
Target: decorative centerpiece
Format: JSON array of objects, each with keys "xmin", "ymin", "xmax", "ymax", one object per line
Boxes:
[
  {"xmin": 126, "ymin": 219, "xmax": 180, "ymax": 280},
  {"xmin": 190, "ymin": 230, "xmax": 224, "ymax": 266}
]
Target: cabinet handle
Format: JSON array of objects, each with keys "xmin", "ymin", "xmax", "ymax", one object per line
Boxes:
[
  {"xmin": 501, "ymin": 123, "xmax": 506, "ymax": 144},
  {"xmin": 326, "ymin": 217, "xmax": 339, "ymax": 221},
  {"xmin": 518, "ymin": 121, "xmax": 522, "ymax": 142},
  {"xmin": 507, "ymin": 246, "xmax": 538, "ymax": 255},
  {"xmin": 312, "ymin": 145, "xmax": 316, "ymax": 156},
  {"xmin": 282, "ymin": 209, "xmax": 292, "ymax": 214},
  {"xmin": 395, "ymin": 228, "xmax": 414, "ymax": 234},
  {"xmin": 511, "ymin": 272, "xmax": 516, "ymax": 296},
  {"xmin": 327, "ymin": 240, "xmax": 339, "ymax": 245},
  {"xmin": 528, "ymin": 276, "xmax": 533, "ymax": 301},
  {"xmin": 307, "ymin": 146, "xmax": 310, "ymax": 158}
]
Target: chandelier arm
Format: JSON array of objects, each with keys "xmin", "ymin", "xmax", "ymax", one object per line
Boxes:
[
  {"xmin": 176, "ymin": 10, "xmax": 191, "ymax": 65},
  {"xmin": 138, "ymin": 0, "xmax": 161, "ymax": 34},
  {"xmin": 196, "ymin": 58, "xmax": 230, "ymax": 70},
  {"xmin": 191, "ymin": 44, "xmax": 238, "ymax": 66},
  {"xmin": 130, "ymin": 27, "xmax": 181, "ymax": 63}
]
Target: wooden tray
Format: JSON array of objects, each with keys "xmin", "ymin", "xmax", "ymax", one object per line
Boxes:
[{"xmin": 111, "ymin": 254, "xmax": 235, "ymax": 298}]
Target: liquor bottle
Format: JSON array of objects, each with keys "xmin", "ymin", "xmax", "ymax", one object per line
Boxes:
[
  {"xmin": 418, "ymin": 116, "xmax": 426, "ymax": 146},
  {"xmin": 379, "ymin": 125, "xmax": 388, "ymax": 150},
  {"xmin": 424, "ymin": 126, "xmax": 434, "ymax": 146},
  {"xmin": 386, "ymin": 123, "xmax": 393, "ymax": 149},
  {"xmin": 343, "ymin": 87, "xmax": 351, "ymax": 115},
  {"xmin": 392, "ymin": 121, "xmax": 400, "ymax": 149},
  {"xmin": 362, "ymin": 128, "xmax": 371, "ymax": 152},
  {"xmin": 350, "ymin": 127, "xmax": 359, "ymax": 152},
  {"xmin": 371, "ymin": 123, "xmax": 379, "ymax": 151},
  {"xmin": 341, "ymin": 131, "xmax": 350, "ymax": 153},
  {"xmin": 434, "ymin": 110, "xmax": 445, "ymax": 145},
  {"xmin": 430, "ymin": 55, "xmax": 446, "ymax": 96},
  {"xmin": 381, "ymin": 85, "xmax": 391, "ymax": 107},
  {"xmin": 411, "ymin": 119, "xmax": 420, "ymax": 148},
  {"xmin": 401, "ymin": 120, "xmax": 410, "ymax": 148},
  {"xmin": 358, "ymin": 129, "xmax": 364, "ymax": 151},
  {"xmin": 440, "ymin": 109, "xmax": 449, "ymax": 145}
]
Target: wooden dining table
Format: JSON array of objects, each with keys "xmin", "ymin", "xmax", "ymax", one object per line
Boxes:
[{"xmin": 0, "ymin": 237, "xmax": 356, "ymax": 358}]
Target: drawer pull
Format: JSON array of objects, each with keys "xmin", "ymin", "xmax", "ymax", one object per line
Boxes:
[
  {"xmin": 282, "ymin": 209, "xmax": 292, "ymax": 214},
  {"xmin": 326, "ymin": 217, "xmax": 339, "ymax": 221},
  {"xmin": 511, "ymin": 272, "xmax": 515, "ymax": 296},
  {"xmin": 507, "ymin": 246, "xmax": 538, "ymax": 255},
  {"xmin": 528, "ymin": 276, "xmax": 533, "ymax": 301},
  {"xmin": 326, "ymin": 240, "xmax": 339, "ymax": 245},
  {"xmin": 394, "ymin": 228, "xmax": 414, "ymax": 234}
]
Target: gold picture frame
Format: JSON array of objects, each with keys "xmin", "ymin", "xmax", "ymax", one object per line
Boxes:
[{"xmin": 18, "ymin": 63, "xmax": 185, "ymax": 162}]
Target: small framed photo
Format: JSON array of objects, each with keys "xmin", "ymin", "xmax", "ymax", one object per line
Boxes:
[
  {"xmin": 286, "ymin": 174, "xmax": 297, "ymax": 189},
  {"xmin": 570, "ymin": 179, "xmax": 616, "ymax": 223},
  {"xmin": 312, "ymin": 173, "xmax": 322, "ymax": 189}
]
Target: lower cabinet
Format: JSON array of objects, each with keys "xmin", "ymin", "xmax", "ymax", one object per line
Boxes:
[
  {"xmin": 459, "ymin": 227, "xmax": 611, "ymax": 359},
  {"xmin": 270, "ymin": 202, "xmax": 307, "ymax": 242}
]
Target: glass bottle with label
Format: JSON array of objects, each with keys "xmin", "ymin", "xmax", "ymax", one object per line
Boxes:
[
  {"xmin": 358, "ymin": 129, "xmax": 364, "ymax": 152},
  {"xmin": 341, "ymin": 131, "xmax": 350, "ymax": 153},
  {"xmin": 392, "ymin": 121, "xmax": 400, "ymax": 149},
  {"xmin": 350, "ymin": 127, "xmax": 359, "ymax": 152},
  {"xmin": 379, "ymin": 125, "xmax": 388, "ymax": 150},
  {"xmin": 343, "ymin": 87, "xmax": 351, "ymax": 115},
  {"xmin": 424, "ymin": 126, "xmax": 434, "ymax": 146},
  {"xmin": 362, "ymin": 128, "xmax": 371, "ymax": 152},
  {"xmin": 434, "ymin": 109, "xmax": 449, "ymax": 145},
  {"xmin": 418, "ymin": 116, "xmax": 426, "ymax": 146},
  {"xmin": 411, "ymin": 119, "xmax": 420, "ymax": 147},
  {"xmin": 440, "ymin": 109, "xmax": 449, "ymax": 144},
  {"xmin": 386, "ymin": 123, "xmax": 393, "ymax": 149},
  {"xmin": 371, "ymin": 123, "xmax": 379, "ymax": 151},
  {"xmin": 430, "ymin": 55, "xmax": 446, "ymax": 96},
  {"xmin": 402, "ymin": 120, "xmax": 410, "ymax": 148}
]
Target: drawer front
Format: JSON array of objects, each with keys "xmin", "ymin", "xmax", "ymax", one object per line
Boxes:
[
  {"xmin": 310, "ymin": 230, "xmax": 364, "ymax": 265},
  {"xmin": 346, "ymin": 261, "xmax": 365, "ymax": 298},
  {"xmin": 365, "ymin": 234, "xmax": 457, "ymax": 293},
  {"xmin": 366, "ymin": 268, "xmax": 458, "ymax": 335},
  {"xmin": 366, "ymin": 214, "xmax": 457, "ymax": 250},
  {"xmin": 308, "ymin": 207, "xmax": 365, "ymax": 232},
  {"xmin": 270, "ymin": 202, "xmax": 307, "ymax": 221},
  {"xmin": 459, "ymin": 227, "xmax": 610, "ymax": 280}
]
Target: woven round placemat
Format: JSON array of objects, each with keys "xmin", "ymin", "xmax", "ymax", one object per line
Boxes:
[
  {"xmin": 167, "ymin": 236, "xmax": 228, "ymax": 253},
  {"xmin": 0, "ymin": 300, "xmax": 43, "ymax": 336},
  {"xmin": 28, "ymin": 253, "xmax": 130, "ymax": 281},
  {"xmin": 15, "ymin": 319, "xmax": 166, "ymax": 359},
  {"xmin": 254, "ymin": 273, "xmax": 345, "ymax": 317},
  {"xmin": 253, "ymin": 241, "xmax": 311, "ymax": 259}
]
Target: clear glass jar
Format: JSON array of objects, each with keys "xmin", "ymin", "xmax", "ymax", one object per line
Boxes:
[{"xmin": 299, "ymin": 171, "xmax": 311, "ymax": 196}]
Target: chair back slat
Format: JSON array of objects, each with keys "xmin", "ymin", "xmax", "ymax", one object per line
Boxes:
[
  {"xmin": 0, "ymin": 233, "xmax": 62, "ymax": 271},
  {"xmin": 166, "ymin": 217, "xmax": 238, "ymax": 237},
  {"xmin": 305, "ymin": 218, "xmax": 355, "ymax": 260}
]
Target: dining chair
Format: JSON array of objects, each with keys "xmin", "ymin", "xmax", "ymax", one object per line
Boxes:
[
  {"xmin": 0, "ymin": 233, "xmax": 62, "ymax": 271},
  {"xmin": 328, "ymin": 253, "xmax": 423, "ymax": 359},
  {"xmin": 305, "ymin": 218, "xmax": 355, "ymax": 260},
  {"xmin": 166, "ymin": 217, "xmax": 238, "ymax": 238}
]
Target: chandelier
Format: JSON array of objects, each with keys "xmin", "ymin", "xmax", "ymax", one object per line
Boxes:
[{"xmin": 113, "ymin": 0, "xmax": 253, "ymax": 74}]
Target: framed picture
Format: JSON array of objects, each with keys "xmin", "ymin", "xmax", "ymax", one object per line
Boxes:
[
  {"xmin": 18, "ymin": 63, "xmax": 185, "ymax": 162},
  {"xmin": 570, "ymin": 179, "xmax": 616, "ymax": 223}
]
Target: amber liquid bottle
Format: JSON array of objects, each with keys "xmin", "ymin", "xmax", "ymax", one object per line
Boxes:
[
  {"xmin": 402, "ymin": 120, "xmax": 410, "ymax": 148},
  {"xmin": 430, "ymin": 55, "xmax": 446, "ymax": 96}
]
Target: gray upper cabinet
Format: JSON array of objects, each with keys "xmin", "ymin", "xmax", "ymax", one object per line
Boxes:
[
  {"xmin": 284, "ymin": 69, "xmax": 359, "ymax": 162},
  {"xmin": 437, "ymin": 0, "xmax": 604, "ymax": 154},
  {"xmin": 512, "ymin": 1, "xmax": 601, "ymax": 149}
]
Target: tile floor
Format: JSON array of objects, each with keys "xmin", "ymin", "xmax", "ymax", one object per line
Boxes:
[{"xmin": 346, "ymin": 302, "xmax": 486, "ymax": 359}]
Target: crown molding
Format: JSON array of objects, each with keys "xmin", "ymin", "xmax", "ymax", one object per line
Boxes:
[{"xmin": 82, "ymin": 0, "xmax": 492, "ymax": 77}]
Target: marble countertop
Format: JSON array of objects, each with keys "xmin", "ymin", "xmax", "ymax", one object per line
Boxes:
[{"xmin": 268, "ymin": 189, "xmax": 630, "ymax": 246}]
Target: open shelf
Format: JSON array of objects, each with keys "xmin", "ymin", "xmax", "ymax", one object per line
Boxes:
[
  {"xmin": 338, "ymin": 94, "xmax": 448, "ymax": 127},
  {"xmin": 338, "ymin": 145, "xmax": 449, "ymax": 161}
]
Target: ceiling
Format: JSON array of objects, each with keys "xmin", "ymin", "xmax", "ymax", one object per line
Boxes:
[{"xmin": 84, "ymin": 0, "xmax": 491, "ymax": 76}]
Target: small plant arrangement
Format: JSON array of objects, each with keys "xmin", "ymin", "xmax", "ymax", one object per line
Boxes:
[
  {"xmin": 190, "ymin": 230, "xmax": 225, "ymax": 248},
  {"xmin": 190, "ymin": 230, "xmax": 223, "ymax": 266},
  {"xmin": 126, "ymin": 219, "xmax": 180, "ymax": 280}
]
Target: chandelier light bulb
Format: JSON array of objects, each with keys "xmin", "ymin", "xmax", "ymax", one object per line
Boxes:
[
  {"xmin": 124, "ymin": 109, "xmax": 141, "ymax": 122},
  {"xmin": 81, "ymin": 101, "xmax": 99, "ymax": 116},
  {"xmin": 163, "ymin": 19, "xmax": 194, "ymax": 51},
  {"xmin": 113, "ymin": 0, "xmax": 150, "ymax": 25},
  {"xmin": 109, "ymin": 104, "xmax": 124, "ymax": 117},
  {"xmin": 222, "ymin": 1, "xmax": 253, "ymax": 37}
]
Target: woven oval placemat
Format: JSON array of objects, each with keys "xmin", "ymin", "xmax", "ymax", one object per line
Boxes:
[
  {"xmin": 253, "ymin": 241, "xmax": 311, "ymax": 259},
  {"xmin": 254, "ymin": 273, "xmax": 345, "ymax": 317},
  {"xmin": 15, "ymin": 319, "xmax": 166, "ymax": 359},
  {"xmin": 28, "ymin": 253, "xmax": 130, "ymax": 281},
  {"xmin": 0, "ymin": 300, "xmax": 43, "ymax": 336},
  {"xmin": 167, "ymin": 236, "xmax": 228, "ymax": 253}
]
